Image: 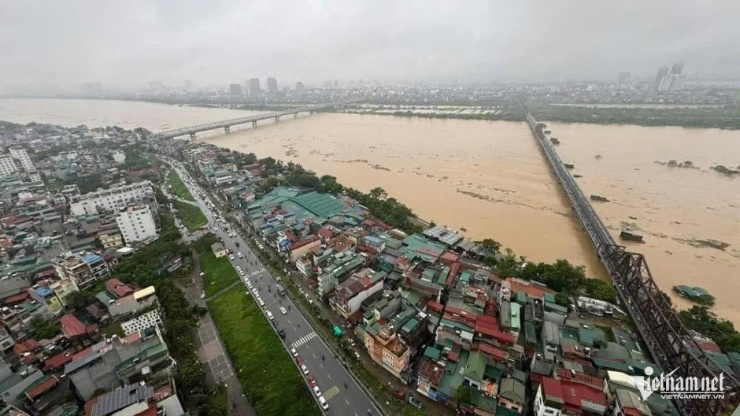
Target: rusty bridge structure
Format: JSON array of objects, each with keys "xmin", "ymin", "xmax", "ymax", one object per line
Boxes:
[{"xmin": 518, "ymin": 98, "xmax": 739, "ymax": 416}]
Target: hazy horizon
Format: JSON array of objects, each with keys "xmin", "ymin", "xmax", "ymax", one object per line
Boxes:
[{"xmin": 2, "ymin": 0, "xmax": 740, "ymax": 90}]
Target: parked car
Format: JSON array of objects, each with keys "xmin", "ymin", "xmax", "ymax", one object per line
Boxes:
[{"xmin": 408, "ymin": 396, "xmax": 422, "ymax": 409}]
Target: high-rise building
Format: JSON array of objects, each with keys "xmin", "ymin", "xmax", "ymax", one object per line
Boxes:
[
  {"xmin": 0, "ymin": 155, "xmax": 18, "ymax": 177},
  {"xmin": 229, "ymin": 83, "xmax": 242, "ymax": 95},
  {"xmin": 116, "ymin": 204, "xmax": 158, "ymax": 244},
  {"xmin": 267, "ymin": 77, "xmax": 278, "ymax": 93},
  {"xmin": 248, "ymin": 78, "xmax": 261, "ymax": 95},
  {"xmin": 9, "ymin": 148, "xmax": 34, "ymax": 171},
  {"xmin": 654, "ymin": 61, "xmax": 684, "ymax": 91},
  {"xmin": 295, "ymin": 82, "xmax": 305, "ymax": 92}
]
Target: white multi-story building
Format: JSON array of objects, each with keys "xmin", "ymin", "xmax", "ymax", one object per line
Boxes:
[
  {"xmin": 70, "ymin": 181, "xmax": 153, "ymax": 216},
  {"xmin": 9, "ymin": 148, "xmax": 34, "ymax": 171},
  {"xmin": 112, "ymin": 150, "xmax": 126, "ymax": 164},
  {"xmin": 0, "ymin": 155, "xmax": 18, "ymax": 177},
  {"xmin": 116, "ymin": 204, "xmax": 158, "ymax": 244},
  {"xmin": 120, "ymin": 309, "xmax": 163, "ymax": 335}
]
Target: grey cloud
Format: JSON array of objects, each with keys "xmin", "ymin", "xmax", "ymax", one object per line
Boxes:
[{"xmin": 1, "ymin": 0, "xmax": 739, "ymax": 88}]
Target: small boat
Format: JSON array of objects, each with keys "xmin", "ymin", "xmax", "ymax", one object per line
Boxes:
[
  {"xmin": 564, "ymin": 163, "xmax": 575, "ymax": 169},
  {"xmin": 573, "ymin": 174, "xmax": 583, "ymax": 178},
  {"xmin": 544, "ymin": 130, "xmax": 552, "ymax": 135},
  {"xmin": 550, "ymin": 138, "xmax": 560, "ymax": 145},
  {"xmin": 620, "ymin": 231, "xmax": 644, "ymax": 242},
  {"xmin": 590, "ymin": 195, "xmax": 609, "ymax": 202}
]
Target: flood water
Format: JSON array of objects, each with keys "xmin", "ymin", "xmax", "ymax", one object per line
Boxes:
[{"xmin": 1, "ymin": 98, "xmax": 738, "ymax": 325}]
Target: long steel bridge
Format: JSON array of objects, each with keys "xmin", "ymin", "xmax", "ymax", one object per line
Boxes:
[
  {"xmin": 148, "ymin": 99, "xmax": 360, "ymax": 140},
  {"xmin": 518, "ymin": 98, "xmax": 738, "ymax": 416}
]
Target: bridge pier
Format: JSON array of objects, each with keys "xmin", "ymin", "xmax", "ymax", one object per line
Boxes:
[
  {"xmin": 252, "ymin": 121, "xmax": 257, "ymax": 128},
  {"xmin": 189, "ymin": 133, "xmax": 196, "ymax": 141},
  {"xmin": 224, "ymin": 126, "xmax": 231, "ymax": 134},
  {"xmin": 294, "ymin": 113, "xmax": 297, "ymax": 119},
  {"xmin": 274, "ymin": 116, "xmax": 280, "ymax": 122}
]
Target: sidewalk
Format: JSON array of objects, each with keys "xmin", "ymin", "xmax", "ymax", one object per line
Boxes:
[{"xmin": 177, "ymin": 249, "xmax": 256, "ymax": 416}]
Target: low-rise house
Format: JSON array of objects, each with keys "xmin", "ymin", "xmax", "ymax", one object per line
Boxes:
[
  {"xmin": 65, "ymin": 328, "xmax": 170, "ymax": 401},
  {"xmin": 330, "ymin": 268, "xmax": 386, "ymax": 318}
]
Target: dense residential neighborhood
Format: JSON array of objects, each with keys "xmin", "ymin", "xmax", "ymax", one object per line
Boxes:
[{"xmin": 0, "ymin": 119, "xmax": 737, "ymax": 416}]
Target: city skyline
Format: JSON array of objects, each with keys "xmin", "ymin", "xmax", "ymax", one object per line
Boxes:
[{"xmin": 2, "ymin": 1, "xmax": 740, "ymax": 91}]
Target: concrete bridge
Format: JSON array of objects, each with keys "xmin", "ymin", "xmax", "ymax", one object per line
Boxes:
[
  {"xmin": 148, "ymin": 99, "xmax": 360, "ymax": 140},
  {"xmin": 518, "ymin": 98, "xmax": 739, "ymax": 416}
]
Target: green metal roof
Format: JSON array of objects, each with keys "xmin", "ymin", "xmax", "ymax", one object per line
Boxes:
[{"xmin": 464, "ymin": 351, "xmax": 487, "ymax": 383}]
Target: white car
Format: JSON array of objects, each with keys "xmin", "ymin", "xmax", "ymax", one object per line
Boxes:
[
  {"xmin": 312, "ymin": 386, "xmax": 322, "ymax": 397},
  {"xmin": 280, "ymin": 307, "xmax": 287, "ymax": 315},
  {"xmin": 318, "ymin": 396, "xmax": 328, "ymax": 410},
  {"xmin": 258, "ymin": 299, "xmax": 265, "ymax": 307},
  {"xmin": 300, "ymin": 364, "xmax": 309, "ymax": 375},
  {"xmin": 291, "ymin": 347, "xmax": 297, "ymax": 357},
  {"xmin": 238, "ymin": 252, "xmax": 243, "ymax": 258},
  {"xmin": 229, "ymin": 255, "xmax": 235, "ymax": 260},
  {"xmin": 239, "ymin": 271, "xmax": 245, "ymax": 277}
]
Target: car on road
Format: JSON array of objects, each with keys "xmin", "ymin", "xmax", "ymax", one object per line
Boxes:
[
  {"xmin": 238, "ymin": 252, "xmax": 243, "ymax": 258},
  {"xmin": 308, "ymin": 375, "xmax": 317, "ymax": 387},
  {"xmin": 318, "ymin": 396, "xmax": 329, "ymax": 410},
  {"xmin": 300, "ymin": 364, "xmax": 309, "ymax": 375},
  {"xmin": 312, "ymin": 386, "xmax": 322, "ymax": 397},
  {"xmin": 229, "ymin": 255, "xmax": 235, "ymax": 260},
  {"xmin": 280, "ymin": 307, "xmax": 287, "ymax": 315},
  {"xmin": 239, "ymin": 271, "xmax": 245, "ymax": 276},
  {"xmin": 200, "ymin": 292, "xmax": 205, "ymax": 299},
  {"xmin": 291, "ymin": 348, "xmax": 298, "ymax": 357},
  {"xmin": 408, "ymin": 396, "xmax": 422, "ymax": 409},
  {"xmin": 278, "ymin": 329, "xmax": 286, "ymax": 339},
  {"xmin": 296, "ymin": 356, "xmax": 303, "ymax": 365},
  {"xmin": 258, "ymin": 299, "xmax": 265, "ymax": 307},
  {"xmin": 266, "ymin": 311, "xmax": 274, "ymax": 321}
]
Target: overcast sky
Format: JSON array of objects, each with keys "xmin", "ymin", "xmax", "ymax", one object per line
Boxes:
[{"xmin": 1, "ymin": 0, "xmax": 739, "ymax": 88}]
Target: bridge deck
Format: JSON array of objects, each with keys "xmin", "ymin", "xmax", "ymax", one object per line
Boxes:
[{"xmin": 149, "ymin": 99, "xmax": 358, "ymax": 139}]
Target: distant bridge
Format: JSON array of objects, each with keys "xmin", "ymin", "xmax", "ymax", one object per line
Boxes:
[
  {"xmin": 518, "ymin": 98, "xmax": 739, "ymax": 416},
  {"xmin": 148, "ymin": 99, "xmax": 360, "ymax": 140}
]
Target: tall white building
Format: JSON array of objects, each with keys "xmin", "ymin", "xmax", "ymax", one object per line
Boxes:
[
  {"xmin": 0, "ymin": 155, "xmax": 17, "ymax": 177},
  {"xmin": 69, "ymin": 181, "xmax": 153, "ymax": 216},
  {"xmin": 112, "ymin": 150, "xmax": 126, "ymax": 164},
  {"xmin": 9, "ymin": 148, "xmax": 34, "ymax": 171},
  {"xmin": 116, "ymin": 204, "xmax": 158, "ymax": 244}
]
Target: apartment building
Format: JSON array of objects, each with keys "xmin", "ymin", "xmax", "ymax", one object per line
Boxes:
[
  {"xmin": 115, "ymin": 204, "xmax": 158, "ymax": 244},
  {"xmin": 9, "ymin": 148, "xmax": 34, "ymax": 171},
  {"xmin": 53, "ymin": 252, "xmax": 111, "ymax": 289},
  {"xmin": 69, "ymin": 181, "xmax": 154, "ymax": 216},
  {"xmin": 0, "ymin": 155, "xmax": 18, "ymax": 177}
]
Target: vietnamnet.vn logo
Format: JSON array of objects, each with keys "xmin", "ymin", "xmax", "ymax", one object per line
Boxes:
[{"xmin": 633, "ymin": 366, "xmax": 727, "ymax": 400}]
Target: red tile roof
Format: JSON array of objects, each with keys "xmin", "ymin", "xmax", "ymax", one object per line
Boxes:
[
  {"xmin": 14, "ymin": 338, "xmax": 41, "ymax": 355},
  {"xmin": 44, "ymin": 351, "xmax": 74, "ymax": 371},
  {"xmin": 542, "ymin": 377, "xmax": 607, "ymax": 413},
  {"xmin": 133, "ymin": 407, "xmax": 158, "ymax": 416},
  {"xmin": 26, "ymin": 376, "xmax": 59, "ymax": 400},
  {"xmin": 477, "ymin": 342, "xmax": 509, "ymax": 362},
  {"xmin": 4, "ymin": 290, "xmax": 30, "ymax": 305},
  {"xmin": 290, "ymin": 235, "xmax": 320, "ymax": 251},
  {"xmin": 61, "ymin": 313, "xmax": 87, "ymax": 339},
  {"xmin": 418, "ymin": 358, "xmax": 445, "ymax": 386},
  {"xmin": 106, "ymin": 278, "xmax": 134, "ymax": 298},
  {"xmin": 446, "ymin": 261, "xmax": 461, "ymax": 286},
  {"xmin": 506, "ymin": 278, "xmax": 555, "ymax": 299}
]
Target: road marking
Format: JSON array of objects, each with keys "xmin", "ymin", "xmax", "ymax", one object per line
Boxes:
[
  {"xmin": 323, "ymin": 386, "xmax": 340, "ymax": 401},
  {"xmin": 327, "ymin": 374, "xmax": 331, "ymax": 380},
  {"xmin": 290, "ymin": 332, "xmax": 317, "ymax": 349},
  {"xmin": 345, "ymin": 399, "xmax": 350, "ymax": 405}
]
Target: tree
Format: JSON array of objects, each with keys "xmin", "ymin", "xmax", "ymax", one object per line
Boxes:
[
  {"xmin": 476, "ymin": 238, "xmax": 502, "ymax": 254},
  {"xmin": 455, "ymin": 385, "xmax": 474, "ymax": 407},
  {"xmin": 30, "ymin": 315, "xmax": 61, "ymax": 340},
  {"xmin": 584, "ymin": 278, "xmax": 617, "ymax": 303},
  {"xmin": 554, "ymin": 292, "xmax": 572, "ymax": 308},
  {"xmin": 369, "ymin": 187, "xmax": 387, "ymax": 200},
  {"xmin": 66, "ymin": 290, "xmax": 97, "ymax": 310}
]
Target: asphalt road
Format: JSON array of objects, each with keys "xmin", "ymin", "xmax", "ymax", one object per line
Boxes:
[{"xmin": 168, "ymin": 160, "xmax": 382, "ymax": 416}]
